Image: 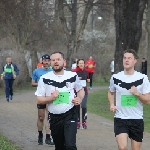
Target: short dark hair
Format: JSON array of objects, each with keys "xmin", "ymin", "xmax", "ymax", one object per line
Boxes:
[
  {"xmin": 50, "ymin": 51, "xmax": 65, "ymax": 59},
  {"xmin": 123, "ymin": 49, "xmax": 139, "ymax": 59},
  {"xmin": 77, "ymin": 59, "xmax": 85, "ymax": 65}
]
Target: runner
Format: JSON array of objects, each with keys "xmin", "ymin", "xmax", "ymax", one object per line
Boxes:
[
  {"xmin": 32, "ymin": 54, "xmax": 54, "ymax": 145},
  {"xmin": 85, "ymin": 56, "xmax": 96, "ymax": 90},
  {"xmin": 108, "ymin": 49, "xmax": 150, "ymax": 150},
  {"xmin": 72, "ymin": 59, "xmax": 90, "ymax": 129},
  {"xmin": 1, "ymin": 56, "xmax": 19, "ymax": 102},
  {"xmin": 36, "ymin": 51, "xmax": 85, "ymax": 150}
]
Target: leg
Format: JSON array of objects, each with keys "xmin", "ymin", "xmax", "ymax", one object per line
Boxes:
[
  {"xmin": 114, "ymin": 118, "xmax": 129, "ymax": 150},
  {"xmin": 64, "ymin": 114, "xmax": 77, "ymax": 150},
  {"xmin": 45, "ymin": 105, "xmax": 54, "ymax": 145},
  {"xmin": 37, "ymin": 104, "xmax": 46, "ymax": 145},
  {"xmin": 81, "ymin": 94, "xmax": 88, "ymax": 129},
  {"xmin": 116, "ymin": 133, "xmax": 128, "ymax": 150},
  {"xmin": 131, "ymin": 139, "xmax": 142, "ymax": 150},
  {"xmin": 129, "ymin": 119, "xmax": 144, "ymax": 150},
  {"xmin": 9, "ymin": 79, "xmax": 14, "ymax": 100},
  {"xmin": 50, "ymin": 114, "xmax": 66, "ymax": 150},
  {"xmin": 76, "ymin": 105, "xmax": 80, "ymax": 129},
  {"xmin": 4, "ymin": 79, "xmax": 10, "ymax": 101},
  {"xmin": 89, "ymin": 72, "xmax": 93, "ymax": 88}
]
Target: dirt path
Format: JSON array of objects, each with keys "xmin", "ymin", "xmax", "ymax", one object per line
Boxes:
[{"xmin": 0, "ymin": 86, "xmax": 150, "ymax": 150}]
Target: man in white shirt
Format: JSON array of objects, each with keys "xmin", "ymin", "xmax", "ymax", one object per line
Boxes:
[
  {"xmin": 108, "ymin": 49, "xmax": 150, "ymax": 150},
  {"xmin": 36, "ymin": 52, "xmax": 84, "ymax": 150}
]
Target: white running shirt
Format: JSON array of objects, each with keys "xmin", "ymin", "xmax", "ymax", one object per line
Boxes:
[
  {"xmin": 36, "ymin": 70, "xmax": 82, "ymax": 114},
  {"xmin": 109, "ymin": 71, "xmax": 150, "ymax": 119}
]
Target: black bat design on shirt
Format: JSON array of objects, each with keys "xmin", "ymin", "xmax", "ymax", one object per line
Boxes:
[
  {"xmin": 113, "ymin": 77, "xmax": 144, "ymax": 90},
  {"xmin": 42, "ymin": 75, "xmax": 77, "ymax": 88}
]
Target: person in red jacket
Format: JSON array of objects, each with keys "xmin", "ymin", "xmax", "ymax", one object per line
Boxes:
[
  {"xmin": 72, "ymin": 59, "xmax": 90, "ymax": 129},
  {"xmin": 85, "ymin": 56, "xmax": 96, "ymax": 90}
]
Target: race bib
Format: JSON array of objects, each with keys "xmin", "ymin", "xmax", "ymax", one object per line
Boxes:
[
  {"xmin": 53, "ymin": 92, "xmax": 69, "ymax": 104},
  {"xmin": 5, "ymin": 68, "xmax": 12, "ymax": 73},
  {"xmin": 80, "ymin": 80, "xmax": 86, "ymax": 87},
  {"xmin": 121, "ymin": 95, "xmax": 138, "ymax": 106},
  {"xmin": 88, "ymin": 64, "xmax": 93, "ymax": 68}
]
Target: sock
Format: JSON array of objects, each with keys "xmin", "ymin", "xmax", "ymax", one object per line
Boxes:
[
  {"xmin": 38, "ymin": 131, "xmax": 43, "ymax": 137},
  {"xmin": 46, "ymin": 134, "xmax": 50, "ymax": 139}
]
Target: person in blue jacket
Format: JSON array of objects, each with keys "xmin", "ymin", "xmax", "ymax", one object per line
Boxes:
[{"xmin": 1, "ymin": 56, "xmax": 19, "ymax": 102}]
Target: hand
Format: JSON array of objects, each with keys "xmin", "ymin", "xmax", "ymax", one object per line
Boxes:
[
  {"xmin": 13, "ymin": 75, "xmax": 16, "ymax": 79},
  {"xmin": 1, "ymin": 76, "xmax": 3, "ymax": 80},
  {"xmin": 130, "ymin": 86, "xmax": 139, "ymax": 96},
  {"xmin": 79, "ymin": 77, "xmax": 82, "ymax": 80},
  {"xmin": 87, "ymin": 79, "xmax": 90, "ymax": 82},
  {"xmin": 51, "ymin": 87, "xmax": 59, "ymax": 100},
  {"xmin": 72, "ymin": 95, "xmax": 81, "ymax": 105},
  {"xmin": 110, "ymin": 105, "xmax": 117, "ymax": 113}
]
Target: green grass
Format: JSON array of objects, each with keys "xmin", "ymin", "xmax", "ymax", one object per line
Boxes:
[
  {"xmin": 88, "ymin": 89, "xmax": 150, "ymax": 132},
  {"xmin": 0, "ymin": 134, "xmax": 20, "ymax": 150}
]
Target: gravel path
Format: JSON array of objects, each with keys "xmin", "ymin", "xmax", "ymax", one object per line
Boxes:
[{"xmin": 0, "ymin": 86, "xmax": 150, "ymax": 150}]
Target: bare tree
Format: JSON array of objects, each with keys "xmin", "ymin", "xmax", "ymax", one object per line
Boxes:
[{"xmin": 114, "ymin": 0, "xmax": 147, "ymax": 72}]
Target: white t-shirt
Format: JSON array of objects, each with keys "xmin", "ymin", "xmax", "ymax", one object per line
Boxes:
[
  {"xmin": 71, "ymin": 63, "xmax": 77, "ymax": 70},
  {"xmin": 36, "ymin": 70, "xmax": 83, "ymax": 114},
  {"xmin": 109, "ymin": 71, "xmax": 150, "ymax": 119}
]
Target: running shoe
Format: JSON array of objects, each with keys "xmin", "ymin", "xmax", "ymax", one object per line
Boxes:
[
  {"xmin": 10, "ymin": 95, "xmax": 13, "ymax": 100},
  {"xmin": 45, "ymin": 137, "xmax": 54, "ymax": 145},
  {"xmin": 38, "ymin": 136, "xmax": 43, "ymax": 145},
  {"xmin": 82, "ymin": 122, "xmax": 87, "ymax": 129},
  {"xmin": 6, "ymin": 98, "xmax": 9, "ymax": 102},
  {"xmin": 77, "ymin": 122, "xmax": 80, "ymax": 129}
]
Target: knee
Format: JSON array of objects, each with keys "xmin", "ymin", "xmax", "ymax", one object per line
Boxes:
[
  {"xmin": 39, "ymin": 116, "xmax": 44, "ymax": 122},
  {"xmin": 118, "ymin": 145, "xmax": 127, "ymax": 150}
]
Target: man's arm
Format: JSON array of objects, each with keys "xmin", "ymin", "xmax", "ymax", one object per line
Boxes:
[
  {"xmin": 72, "ymin": 88, "xmax": 85, "ymax": 105},
  {"xmin": 31, "ymin": 79, "xmax": 38, "ymax": 87},
  {"xmin": 108, "ymin": 90, "xmax": 116, "ymax": 112},
  {"xmin": 14, "ymin": 64, "xmax": 19, "ymax": 75},
  {"xmin": 37, "ymin": 88, "xmax": 59, "ymax": 104},
  {"xmin": 130, "ymin": 86, "xmax": 150, "ymax": 104}
]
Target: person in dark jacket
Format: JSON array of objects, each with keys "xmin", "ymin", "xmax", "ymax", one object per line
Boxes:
[
  {"xmin": 1, "ymin": 56, "xmax": 19, "ymax": 102},
  {"xmin": 72, "ymin": 59, "xmax": 90, "ymax": 129},
  {"xmin": 141, "ymin": 58, "xmax": 147, "ymax": 75}
]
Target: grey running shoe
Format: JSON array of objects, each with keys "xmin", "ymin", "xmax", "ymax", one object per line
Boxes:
[{"xmin": 45, "ymin": 138, "xmax": 54, "ymax": 145}]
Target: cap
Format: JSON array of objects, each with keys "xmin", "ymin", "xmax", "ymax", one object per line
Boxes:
[{"xmin": 42, "ymin": 54, "xmax": 50, "ymax": 60}]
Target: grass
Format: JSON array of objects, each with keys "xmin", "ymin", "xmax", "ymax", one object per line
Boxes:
[
  {"xmin": 88, "ymin": 89, "xmax": 150, "ymax": 132},
  {"xmin": 0, "ymin": 134, "xmax": 20, "ymax": 150}
]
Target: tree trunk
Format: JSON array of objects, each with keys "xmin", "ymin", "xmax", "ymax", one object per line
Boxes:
[
  {"xmin": 114, "ymin": 0, "xmax": 147, "ymax": 72},
  {"xmin": 146, "ymin": 0, "xmax": 150, "ymax": 79}
]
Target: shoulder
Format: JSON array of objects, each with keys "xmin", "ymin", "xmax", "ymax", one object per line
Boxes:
[{"xmin": 40, "ymin": 71, "xmax": 53, "ymax": 78}]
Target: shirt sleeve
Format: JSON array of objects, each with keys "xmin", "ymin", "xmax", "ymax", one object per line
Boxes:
[
  {"xmin": 35, "ymin": 77, "xmax": 46, "ymax": 96},
  {"xmin": 109, "ymin": 75, "xmax": 116, "ymax": 92},
  {"xmin": 74, "ymin": 74, "xmax": 83, "ymax": 92},
  {"xmin": 13, "ymin": 64, "xmax": 19, "ymax": 75},
  {"xmin": 142, "ymin": 75, "xmax": 150, "ymax": 94}
]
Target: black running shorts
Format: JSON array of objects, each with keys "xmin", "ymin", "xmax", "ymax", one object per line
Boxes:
[
  {"xmin": 37, "ymin": 104, "xmax": 46, "ymax": 109},
  {"xmin": 114, "ymin": 118, "xmax": 144, "ymax": 142}
]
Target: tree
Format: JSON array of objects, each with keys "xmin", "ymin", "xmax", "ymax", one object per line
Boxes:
[
  {"xmin": 146, "ymin": 0, "xmax": 150, "ymax": 78},
  {"xmin": 114, "ymin": 0, "xmax": 147, "ymax": 72}
]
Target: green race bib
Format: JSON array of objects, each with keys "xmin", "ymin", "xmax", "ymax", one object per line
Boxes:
[
  {"xmin": 5, "ymin": 68, "xmax": 12, "ymax": 73},
  {"xmin": 121, "ymin": 95, "xmax": 138, "ymax": 106},
  {"xmin": 53, "ymin": 92, "xmax": 69, "ymax": 104},
  {"xmin": 88, "ymin": 64, "xmax": 93, "ymax": 68}
]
